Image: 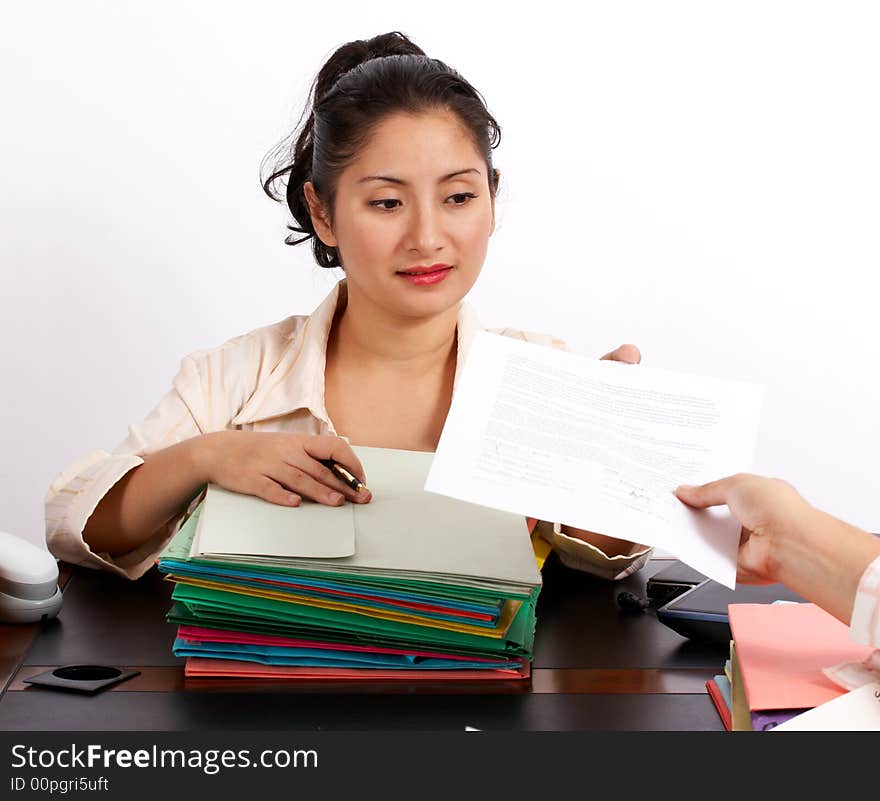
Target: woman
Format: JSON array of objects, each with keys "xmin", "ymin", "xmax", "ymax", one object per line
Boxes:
[{"xmin": 46, "ymin": 32, "xmax": 649, "ymax": 580}]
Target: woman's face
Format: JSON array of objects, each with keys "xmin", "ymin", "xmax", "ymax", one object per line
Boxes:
[{"xmin": 306, "ymin": 109, "xmax": 496, "ymax": 320}]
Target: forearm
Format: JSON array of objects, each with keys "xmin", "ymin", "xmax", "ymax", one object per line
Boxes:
[
  {"xmin": 770, "ymin": 506, "xmax": 880, "ymax": 625},
  {"xmin": 83, "ymin": 434, "xmax": 214, "ymax": 557}
]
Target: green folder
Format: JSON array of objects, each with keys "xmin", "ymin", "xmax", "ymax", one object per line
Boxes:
[
  {"xmin": 171, "ymin": 582, "xmax": 536, "ymax": 656},
  {"xmin": 158, "ymin": 446, "xmax": 541, "ymax": 661},
  {"xmin": 166, "ymin": 603, "xmax": 530, "ymax": 659}
]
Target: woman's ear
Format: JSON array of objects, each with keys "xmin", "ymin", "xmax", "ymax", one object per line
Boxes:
[
  {"xmin": 303, "ymin": 181, "xmax": 338, "ymax": 247},
  {"xmin": 489, "ymin": 169, "xmax": 501, "ymax": 236}
]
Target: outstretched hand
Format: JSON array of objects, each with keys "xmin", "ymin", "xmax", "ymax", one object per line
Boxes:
[{"xmin": 675, "ymin": 474, "xmax": 808, "ymax": 585}]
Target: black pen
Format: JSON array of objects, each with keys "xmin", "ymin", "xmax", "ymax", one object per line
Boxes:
[{"xmin": 319, "ymin": 459, "xmax": 368, "ymax": 493}]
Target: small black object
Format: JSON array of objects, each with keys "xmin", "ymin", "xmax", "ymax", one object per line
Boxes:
[
  {"xmin": 616, "ymin": 591, "xmax": 653, "ymax": 613},
  {"xmin": 23, "ymin": 664, "xmax": 140, "ymax": 694}
]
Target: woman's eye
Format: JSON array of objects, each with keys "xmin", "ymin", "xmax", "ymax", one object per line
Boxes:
[
  {"xmin": 369, "ymin": 199, "xmax": 401, "ymax": 211},
  {"xmin": 368, "ymin": 193, "xmax": 477, "ymax": 211},
  {"xmin": 448, "ymin": 192, "xmax": 477, "ymax": 205}
]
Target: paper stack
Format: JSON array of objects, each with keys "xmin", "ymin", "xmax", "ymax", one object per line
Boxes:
[
  {"xmin": 157, "ymin": 446, "xmax": 542, "ymax": 680},
  {"xmin": 706, "ymin": 602, "xmax": 873, "ymax": 730}
]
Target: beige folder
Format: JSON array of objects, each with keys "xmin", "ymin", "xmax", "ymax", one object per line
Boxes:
[{"xmin": 191, "ymin": 446, "xmax": 541, "ymax": 593}]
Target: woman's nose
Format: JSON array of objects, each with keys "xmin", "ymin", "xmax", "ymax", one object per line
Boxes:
[{"xmin": 405, "ymin": 203, "xmax": 445, "ymax": 253}]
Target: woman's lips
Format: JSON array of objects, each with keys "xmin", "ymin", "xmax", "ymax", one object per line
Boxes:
[{"xmin": 396, "ymin": 265, "xmax": 454, "ymax": 286}]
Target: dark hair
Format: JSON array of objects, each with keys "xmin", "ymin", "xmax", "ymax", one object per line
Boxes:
[{"xmin": 261, "ymin": 31, "xmax": 502, "ymax": 269}]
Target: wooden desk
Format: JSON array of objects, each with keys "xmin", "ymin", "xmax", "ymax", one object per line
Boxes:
[{"xmin": 0, "ymin": 557, "xmax": 727, "ymax": 730}]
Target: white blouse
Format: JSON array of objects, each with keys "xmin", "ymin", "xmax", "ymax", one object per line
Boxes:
[{"xmin": 45, "ymin": 280, "xmax": 652, "ymax": 581}]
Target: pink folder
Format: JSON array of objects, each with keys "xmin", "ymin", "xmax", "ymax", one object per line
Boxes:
[
  {"xmin": 184, "ymin": 657, "xmax": 530, "ymax": 681},
  {"xmin": 728, "ymin": 602, "xmax": 873, "ymax": 711},
  {"xmin": 177, "ymin": 625, "xmax": 511, "ymax": 664}
]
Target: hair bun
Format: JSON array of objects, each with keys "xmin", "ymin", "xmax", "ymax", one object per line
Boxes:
[{"xmin": 314, "ymin": 31, "xmax": 426, "ymax": 105}]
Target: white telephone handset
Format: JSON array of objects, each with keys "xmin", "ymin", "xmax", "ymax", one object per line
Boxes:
[{"xmin": 0, "ymin": 531, "xmax": 63, "ymax": 623}]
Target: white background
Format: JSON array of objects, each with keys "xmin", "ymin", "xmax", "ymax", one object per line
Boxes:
[{"xmin": 1, "ymin": 0, "xmax": 878, "ymax": 550}]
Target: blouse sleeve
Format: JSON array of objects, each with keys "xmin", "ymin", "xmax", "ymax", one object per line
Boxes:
[
  {"xmin": 45, "ymin": 355, "xmax": 210, "ymax": 581},
  {"xmin": 497, "ymin": 328, "xmax": 653, "ymax": 580},
  {"xmin": 850, "ymin": 553, "xmax": 880, "ymax": 647},
  {"xmin": 537, "ymin": 521, "xmax": 652, "ymax": 579}
]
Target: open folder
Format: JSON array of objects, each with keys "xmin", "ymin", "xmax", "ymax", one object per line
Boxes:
[
  {"xmin": 158, "ymin": 446, "xmax": 542, "ymax": 679},
  {"xmin": 189, "ymin": 447, "xmax": 540, "ymax": 590}
]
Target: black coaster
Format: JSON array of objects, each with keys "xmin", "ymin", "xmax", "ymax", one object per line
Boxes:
[{"xmin": 23, "ymin": 665, "xmax": 141, "ymax": 694}]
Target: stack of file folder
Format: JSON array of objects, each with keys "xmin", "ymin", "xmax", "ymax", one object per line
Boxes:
[
  {"xmin": 157, "ymin": 447, "xmax": 542, "ymax": 680},
  {"xmin": 706, "ymin": 602, "xmax": 873, "ymax": 730}
]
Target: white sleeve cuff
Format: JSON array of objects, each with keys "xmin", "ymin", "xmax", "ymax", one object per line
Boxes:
[
  {"xmin": 45, "ymin": 450, "xmax": 178, "ymax": 581},
  {"xmin": 540, "ymin": 521, "xmax": 653, "ymax": 580},
  {"xmin": 850, "ymin": 553, "xmax": 880, "ymax": 647}
]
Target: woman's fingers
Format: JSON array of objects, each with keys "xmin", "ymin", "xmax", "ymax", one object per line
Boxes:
[
  {"xmin": 254, "ymin": 475, "xmax": 301, "ymax": 507},
  {"xmin": 297, "ymin": 457, "xmax": 371, "ymax": 504},
  {"xmin": 302, "ymin": 435, "xmax": 368, "ymax": 486},
  {"xmin": 600, "ymin": 343, "xmax": 641, "ymax": 364},
  {"xmin": 674, "ymin": 476, "xmax": 740, "ymax": 509},
  {"xmin": 735, "ymin": 567, "xmax": 776, "ymax": 585},
  {"xmin": 271, "ymin": 464, "xmax": 345, "ymax": 506},
  {"xmin": 227, "ymin": 433, "xmax": 373, "ymax": 507}
]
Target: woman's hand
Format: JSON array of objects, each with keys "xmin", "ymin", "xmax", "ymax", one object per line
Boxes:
[
  {"xmin": 601, "ymin": 344, "xmax": 641, "ymax": 364},
  {"xmin": 675, "ymin": 474, "xmax": 880, "ymax": 623},
  {"xmin": 198, "ymin": 431, "xmax": 371, "ymax": 508},
  {"xmin": 674, "ymin": 474, "xmax": 810, "ymax": 584}
]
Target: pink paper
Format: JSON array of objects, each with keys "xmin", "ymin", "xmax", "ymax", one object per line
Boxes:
[{"xmin": 728, "ymin": 602, "xmax": 873, "ymax": 711}]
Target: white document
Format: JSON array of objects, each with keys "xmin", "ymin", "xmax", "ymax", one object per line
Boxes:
[
  {"xmin": 772, "ymin": 683, "xmax": 880, "ymax": 731},
  {"xmin": 425, "ymin": 332, "xmax": 764, "ymax": 588}
]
